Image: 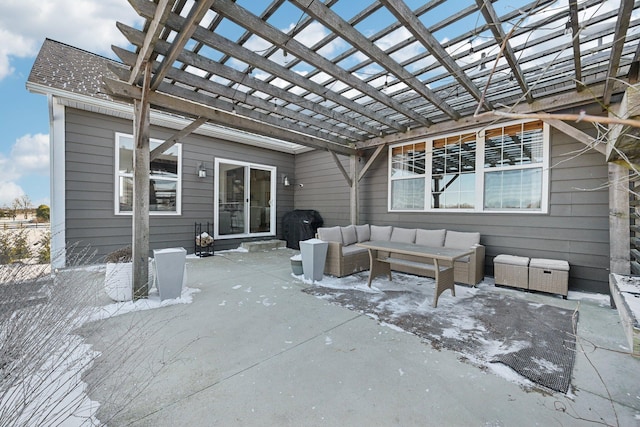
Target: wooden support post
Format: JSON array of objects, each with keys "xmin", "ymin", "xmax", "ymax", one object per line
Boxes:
[
  {"xmin": 609, "ymin": 162, "xmax": 630, "ymax": 275},
  {"xmin": 132, "ymin": 62, "xmax": 152, "ymax": 300},
  {"xmin": 350, "ymin": 154, "xmax": 359, "ymax": 225}
]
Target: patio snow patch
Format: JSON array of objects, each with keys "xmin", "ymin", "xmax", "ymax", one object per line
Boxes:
[
  {"xmin": 301, "ymin": 273, "xmax": 578, "ymax": 394},
  {"xmin": 610, "ymin": 273, "xmax": 640, "ymax": 356}
]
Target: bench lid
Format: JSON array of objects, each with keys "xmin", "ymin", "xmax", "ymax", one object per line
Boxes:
[
  {"xmin": 529, "ymin": 258, "xmax": 569, "ymax": 271},
  {"xmin": 494, "ymin": 254, "xmax": 529, "ymax": 266}
]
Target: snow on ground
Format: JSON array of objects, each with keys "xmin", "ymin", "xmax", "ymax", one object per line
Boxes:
[
  {"xmin": 2, "ymin": 269, "xmax": 200, "ymax": 427},
  {"xmin": 292, "ymin": 269, "xmax": 611, "ymax": 391},
  {"xmin": 612, "ymin": 273, "xmax": 640, "ymax": 322},
  {"xmin": 87, "ymin": 286, "xmax": 200, "ymax": 322},
  {"xmin": 0, "ymin": 335, "xmax": 101, "ymax": 427}
]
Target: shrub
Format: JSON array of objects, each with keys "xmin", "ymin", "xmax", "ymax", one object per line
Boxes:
[
  {"xmin": 37, "ymin": 232, "xmax": 50, "ymax": 264},
  {"xmin": 104, "ymin": 246, "xmax": 132, "ymax": 263},
  {"xmin": 0, "ymin": 228, "xmax": 32, "ymax": 265}
]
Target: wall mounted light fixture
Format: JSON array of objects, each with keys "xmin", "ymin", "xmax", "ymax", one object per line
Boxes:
[
  {"xmin": 198, "ymin": 163, "xmax": 207, "ymax": 178},
  {"xmin": 282, "ymin": 175, "xmax": 290, "ymax": 186}
]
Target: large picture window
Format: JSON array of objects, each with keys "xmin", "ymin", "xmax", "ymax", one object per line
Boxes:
[
  {"xmin": 115, "ymin": 133, "xmax": 182, "ymax": 215},
  {"xmin": 389, "ymin": 120, "xmax": 548, "ymax": 213}
]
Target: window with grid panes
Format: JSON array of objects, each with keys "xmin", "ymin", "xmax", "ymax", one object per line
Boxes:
[{"xmin": 388, "ymin": 121, "xmax": 548, "ymax": 213}]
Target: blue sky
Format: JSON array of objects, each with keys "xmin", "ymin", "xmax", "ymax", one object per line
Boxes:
[{"xmin": 0, "ymin": 0, "xmax": 142, "ymax": 208}]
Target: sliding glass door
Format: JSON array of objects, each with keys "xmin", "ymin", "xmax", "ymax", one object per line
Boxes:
[{"xmin": 215, "ymin": 159, "xmax": 275, "ymax": 238}]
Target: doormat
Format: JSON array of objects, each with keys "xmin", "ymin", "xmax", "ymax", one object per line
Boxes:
[{"xmin": 302, "ymin": 274, "xmax": 578, "ymax": 393}]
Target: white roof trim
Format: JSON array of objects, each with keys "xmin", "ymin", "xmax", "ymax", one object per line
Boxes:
[{"xmin": 26, "ymin": 82, "xmax": 314, "ymax": 155}]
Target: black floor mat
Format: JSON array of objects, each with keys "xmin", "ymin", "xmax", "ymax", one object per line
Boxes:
[{"xmin": 303, "ymin": 274, "xmax": 578, "ymax": 393}]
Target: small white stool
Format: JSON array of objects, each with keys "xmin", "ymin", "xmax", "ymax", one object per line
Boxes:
[
  {"xmin": 494, "ymin": 254, "xmax": 530, "ymax": 289},
  {"xmin": 528, "ymin": 258, "xmax": 569, "ymax": 298}
]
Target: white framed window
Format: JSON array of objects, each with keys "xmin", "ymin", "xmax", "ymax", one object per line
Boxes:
[
  {"xmin": 389, "ymin": 120, "xmax": 549, "ymax": 213},
  {"xmin": 115, "ymin": 133, "xmax": 182, "ymax": 215}
]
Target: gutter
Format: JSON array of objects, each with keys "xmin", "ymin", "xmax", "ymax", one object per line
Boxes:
[{"xmin": 26, "ymin": 82, "xmax": 314, "ymax": 155}]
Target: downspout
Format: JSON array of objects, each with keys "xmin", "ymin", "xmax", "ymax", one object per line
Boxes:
[{"xmin": 49, "ymin": 95, "xmax": 66, "ymax": 269}]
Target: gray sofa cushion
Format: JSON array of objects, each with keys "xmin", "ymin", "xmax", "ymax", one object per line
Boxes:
[
  {"xmin": 444, "ymin": 230, "xmax": 480, "ymax": 249},
  {"xmin": 415, "ymin": 229, "xmax": 446, "ymax": 247},
  {"xmin": 341, "ymin": 225, "xmax": 358, "ymax": 246},
  {"xmin": 317, "ymin": 226, "xmax": 342, "ymax": 243},
  {"xmin": 370, "ymin": 225, "xmax": 393, "ymax": 241},
  {"xmin": 390, "ymin": 227, "xmax": 416, "ymax": 243},
  {"xmin": 355, "ymin": 224, "xmax": 370, "ymax": 242}
]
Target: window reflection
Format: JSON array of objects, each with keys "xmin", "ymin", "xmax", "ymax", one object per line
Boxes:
[{"xmin": 116, "ymin": 134, "xmax": 180, "ymax": 213}]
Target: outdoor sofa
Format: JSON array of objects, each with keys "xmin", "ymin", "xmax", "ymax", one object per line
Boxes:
[{"xmin": 316, "ymin": 224, "xmax": 485, "ymax": 286}]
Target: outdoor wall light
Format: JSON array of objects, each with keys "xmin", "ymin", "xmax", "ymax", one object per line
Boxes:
[
  {"xmin": 282, "ymin": 175, "xmax": 290, "ymax": 186},
  {"xmin": 198, "ymin": 163, "xmax": 207, "ymax": 178}
]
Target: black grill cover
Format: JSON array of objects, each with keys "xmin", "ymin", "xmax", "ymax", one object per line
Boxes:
[{"xmin": 282, "ymin": 210, "xmax": 324, "ymax": 249}]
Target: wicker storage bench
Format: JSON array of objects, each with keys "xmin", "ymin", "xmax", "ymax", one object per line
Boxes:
[
  {"xmin": 494, "ymin": 254, "xmax": 529, "ymax": 289},
  {"xmin": 528, "ymin": 258, "xmax": 569, "ymax": 298}
]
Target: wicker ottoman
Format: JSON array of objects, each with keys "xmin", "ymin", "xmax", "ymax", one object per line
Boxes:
[
  {"xmin": 528, "ymin": 258, "xmax": 569, "ymax": 298},
  {"xmin": 494, "ymin": 254, "xmax": 530, "ymax": 289}
]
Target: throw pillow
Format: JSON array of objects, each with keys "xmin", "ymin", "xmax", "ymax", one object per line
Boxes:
[
  {"xmin": 341, "ymin": 225, "xmax": 358, "ymax": 246},
  {"xmin": 415, "ymin": 229, "xmax": 446, "ymax": 246},
  {"xmin": 355, "ymin": 224, "xmax": 371, "ymax": 242},
  {"xmin": 317, "ymin": 226, "xmax": 342, "ymax": 243},
  {"xmin": 370, "ymin": 225, "xmax": 392, "ymax": 241},
  {"xmin": 390, "ymin": 227, "xmax": 417, "ymax": 243}
]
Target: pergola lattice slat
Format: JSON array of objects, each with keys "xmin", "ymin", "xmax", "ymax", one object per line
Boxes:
[
  {"xmin": 474, "ymin": 0, "xmax": 533, "ymax": 104},
  {"xmin": 106, "ymin": 0, "xmax": 640, "ymax": 153},
  {"xmin": 288, "ymin": 0, "xmax": 460, "ymax": 121},
  {"xmin": 113, "ymin": 42, "xmax": 364, "ymax": 143},
  {"xmin": 380, "ymin": 0, "xmax": 493, "ymax": 111},
  {"xmin": 213, "ymin": 0, "xmax": 430, "ymax": 130}
]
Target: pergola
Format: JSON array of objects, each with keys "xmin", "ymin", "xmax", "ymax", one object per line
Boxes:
[{"xmin": 103, "ymin": 0, "xmax": 640, "ymax": 297}]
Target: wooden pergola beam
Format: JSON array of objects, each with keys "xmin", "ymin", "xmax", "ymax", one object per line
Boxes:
[
  {"xmin": 112, "ymin": 25, "xmax": 377, "ymax": 138},
  {"xmin": 128, "ymin": 0, "xmax": 173, "ymax": 85},
  {"xmin": 211, "ymin": 0, "xmax": 429, "ymax": 129},
  {"xmin": 103, "ymin": 77, "xmax": 356, "ymax": 156},
  {"xmin": 545, "ymin": 119, "xmax": 605, "ymax": 155},
  {"xmin": 475, "ymin": 0, "xmax": 533, "ymax": 103},
  {"xmin": 329, "ymin": 150, "xmax": 352, "ymax": 187},
  {"xmin": 132, "ymin": 61, "xmax": 152, "ymax": 300},
  {"xmin": 358, "ymin": 80, "xmax": 627, "ymax": 149},
  {"xmin": 289, "ymin": 0, "xmax": 460, "ymax": 121},
  {"xmin": 568, "ymin": 0, "xmax": 583, "ymax": 91},
  {"xmin": 380, "ymin": 0, "xmax": 493, "ymax": 111},
  {"xmin": 128, "ymin": 0, "xmax": 404, "ymax": 134},
  {"xmin": 358, "ymin": 143, "xmax": 386, "ymax": 182},
  {"xmin": 112, "ymin": 42, "xmax": 365, "ymax": 143},
  {"xmin": 603, "ymin": 0, "xmax": 634, "ymax": 106},
  {"xmin": 150, "ymin": 0, "xmax": 215, "ymax": 90},
  {"xmin": 150, "ymin": 116, "xmax": 207, "ymax": 162}
]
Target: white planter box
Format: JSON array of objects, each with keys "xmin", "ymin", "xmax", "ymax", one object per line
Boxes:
[
  {"xmin": 104, "ymin": 261, "xmax": 154, "ymax": 302},
  {"xmin": 300, "ymin": 238, "xmax": 328, "ymax": 282},
  {"xmin": 153, "ymin": 247, "xmax": 187, "ymax": 301}
]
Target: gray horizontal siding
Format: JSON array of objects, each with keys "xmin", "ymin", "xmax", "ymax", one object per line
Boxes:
[
  {"xmin": 294, "ymin": 118, "xmax": 610, "ymax": 294},
  {"xmin": 64, "ymin": 108, "xmax": 295, "ymax": 262},
  {"xmin": 294, "ymin": 152, "xmax": 351, "ymax": 225}
]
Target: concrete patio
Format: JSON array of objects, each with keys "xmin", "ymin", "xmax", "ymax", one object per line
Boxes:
[{"xmin": 81, "ymin": 247, "xmax": 640, "ymax": 426}]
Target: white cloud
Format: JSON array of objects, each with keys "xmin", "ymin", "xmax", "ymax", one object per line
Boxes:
[
  {"xmin": 11, "ymin": 133, "xmax": 50, "ymax": 176},
  {"xmin": 0, "ymin": 0, "xmax": 142, "ymax": 81},
  {"xmin": 295, "ymin": 22, "xmax": 345, "ymax": 58},
  {"xmin": 0, "ymin": 133, "xmax": 49, "ymax": 207},
  {"xmin": 0, "ymin": 181, "xmax": 25, "ymax": 207}
]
